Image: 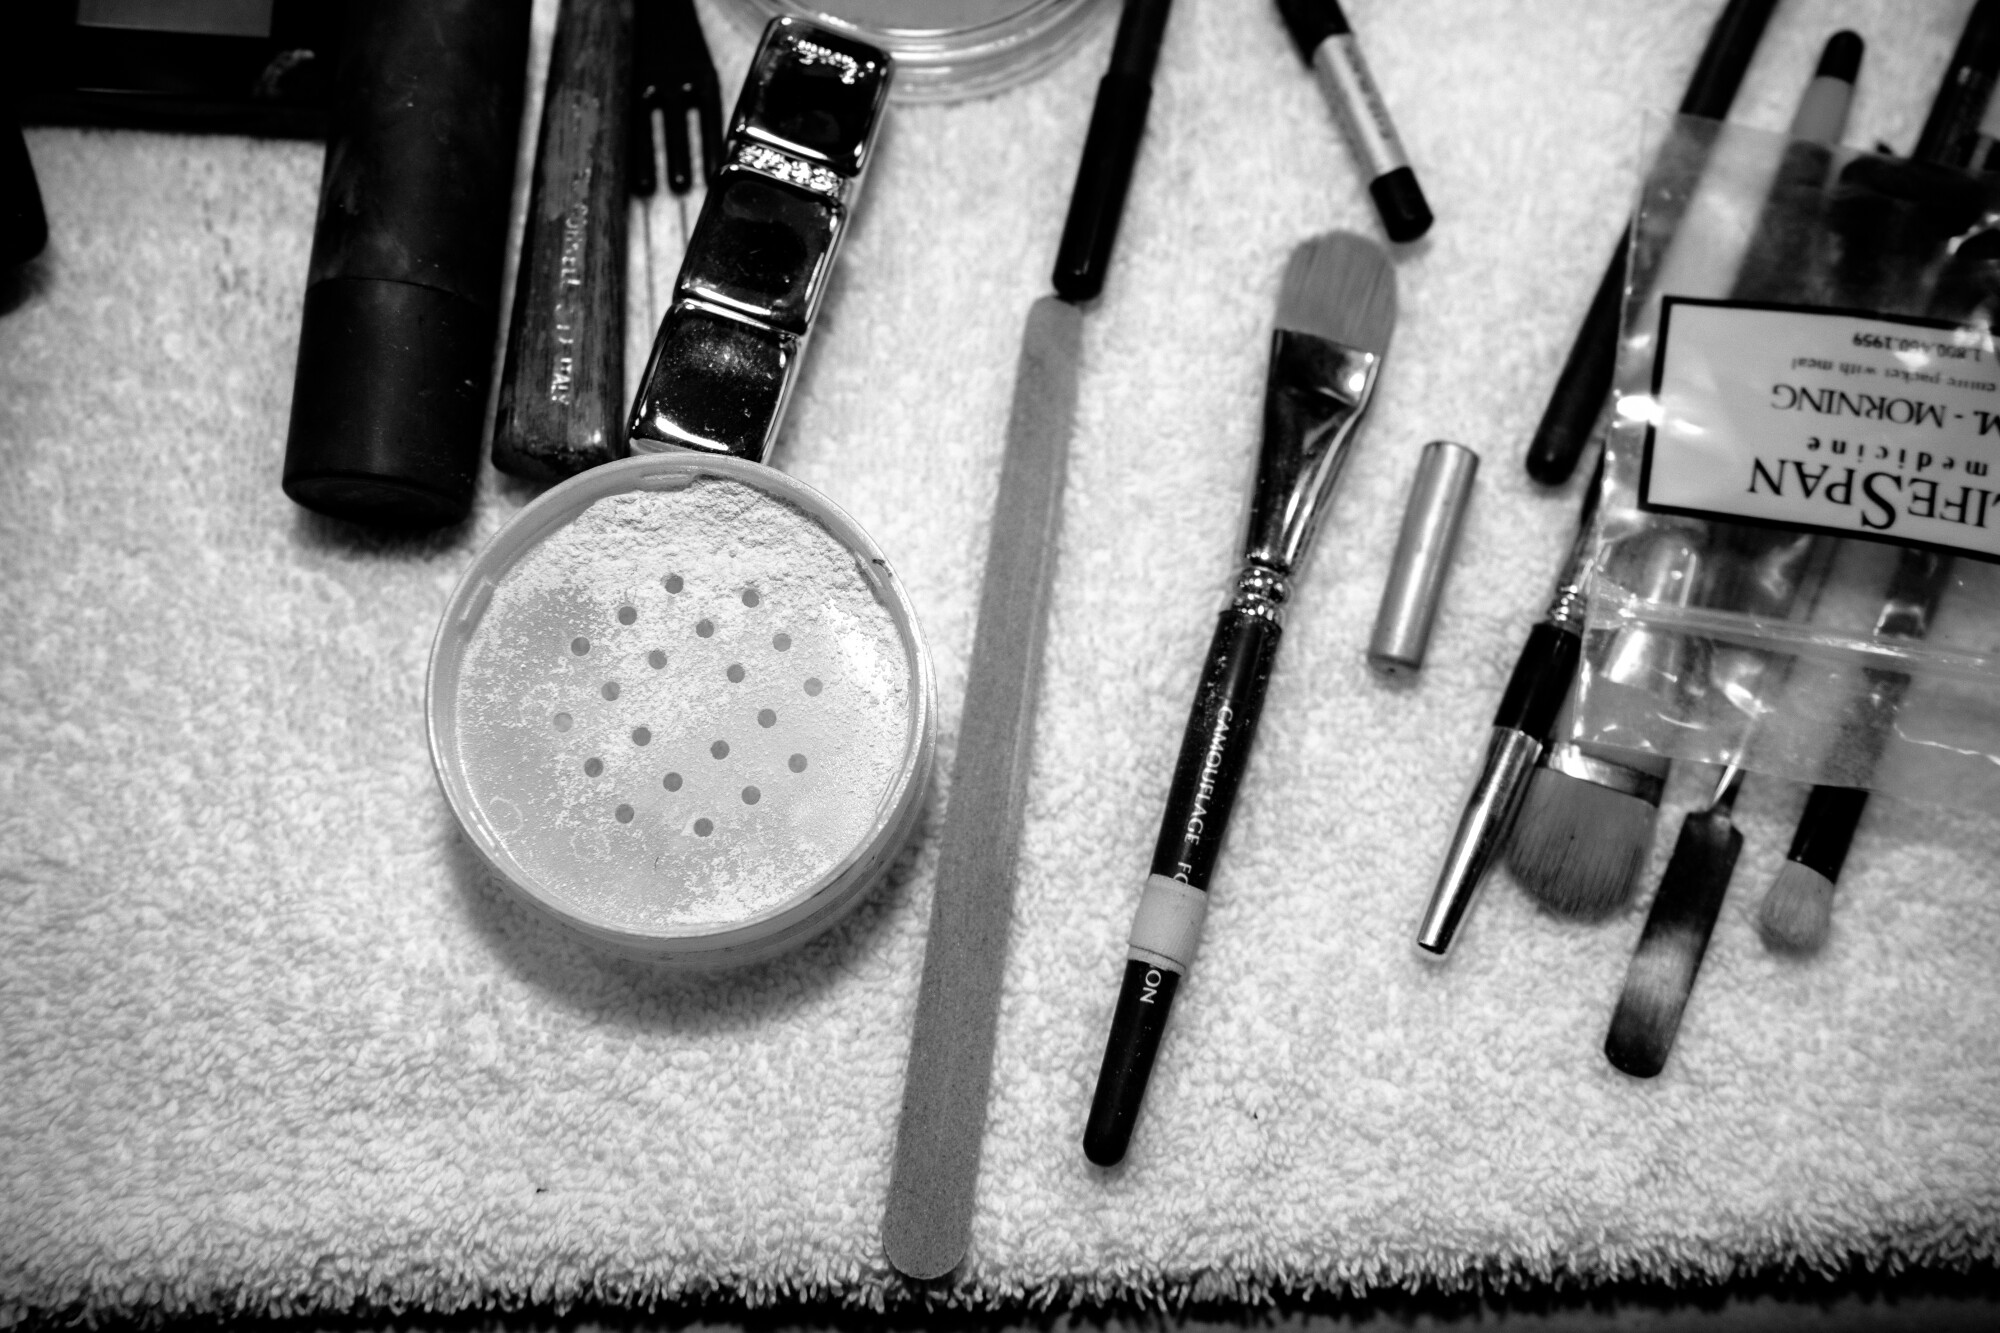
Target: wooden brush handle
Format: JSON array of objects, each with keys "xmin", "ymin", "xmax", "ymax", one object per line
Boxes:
[{"xmin": 494, "ymin": 0, "xmax": 633, "ymax": 482}]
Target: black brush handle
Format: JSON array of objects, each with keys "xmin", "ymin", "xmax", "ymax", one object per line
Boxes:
[
  {"xmin": 1912, "ymin": 0, "xmax": 2000, "ymax": 167},
  {"xmin": 1084, "ymin": 959, "xmax": 1182, "ymax": 1167},
  {"xmin": 1493, "ymin": 620, "xmax": 1581, "ymax": 739},
  {"xmin": 1786, "ymin": 544, "xmax": 1951, "ymax": 879},
  {"xmin": 1525, "ymin": 235, "xmax": 1627, "ymax": 486},
  {"xmin": 1051, "ymin": 0, "xmax": 1172, "ymax": 302},
  {"xmin": 493, "ymin": 0, "xmax": 634, "ymax": 482},
  {"xmin": 1605, "ymin": 805, "xmax": 1743, "ymax": 1079},
  {"xmin": 1786, "ymin": 784, "xmax": 1868, "ymax": 881},
  {"xmin": 1677, "ymin": 0, "xmax": 1780, "ymax": 119},
  {"xmin": 1084, "ymin": 604, "xmax": 1280, "ymax": 1166},
  {"xmin": 1148, "ymin": 607, "xmax": 1283, "ymax": 885},
  {"xmin": 1524, "ymin": 0, "xmax": 1778, "ymax": 485}
]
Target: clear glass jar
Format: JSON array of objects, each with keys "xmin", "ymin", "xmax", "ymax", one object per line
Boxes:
[{"xmin": 722, "ymin": 0, "xmax": 1111, "ymax": 102}]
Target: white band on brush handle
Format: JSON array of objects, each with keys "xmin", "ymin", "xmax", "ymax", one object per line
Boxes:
[{"xmin": 1126, "ymin": 874, "xmax": 1209, "ymax": 975}]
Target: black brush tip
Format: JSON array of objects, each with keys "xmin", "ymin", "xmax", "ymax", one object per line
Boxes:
[
  {"xmin": 1274, "ymin": 0, "xmax": 1352, "ymax": 63},
  {"xmin": 1817, "ymin": 31, "xmax": 1864, "ymax": 83}
]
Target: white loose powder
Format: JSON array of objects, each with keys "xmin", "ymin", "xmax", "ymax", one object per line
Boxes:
[{"xmin": 454, "ymin": 478, "xmax": 915, "ymax": 935}]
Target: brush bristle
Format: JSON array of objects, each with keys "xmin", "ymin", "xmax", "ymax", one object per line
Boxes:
[
  {"xmin": 1506, "ymin": 767, "xmax": 1654, "ymax": 919},
  {"xmin": 1275, "ymin": 232, "xmax": 1397, "ymax": 356},
  {"xmin": 1759, "ymin": 860, "xmax": 1835, "ymax": 956},
  {"xmin": 1604, "ymin": 928, "xmax": 1698, "ymax": 1079}
]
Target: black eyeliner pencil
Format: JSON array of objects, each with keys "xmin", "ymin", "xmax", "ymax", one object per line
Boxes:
[
  {"xmin": 1084, "ymin": 233, "xmax": 1395, "ymax": 1167},
  {"xmin": 1523, "ymin": 0, "xmax": 1778, "ymax": 486},
  {"xmin": 1275, "ymin": 0, "xmax": 1432, "ymax": 242},
  {"xmin": 1052, "ymin": 0, "xmax": 1173, "ymax": 302}
]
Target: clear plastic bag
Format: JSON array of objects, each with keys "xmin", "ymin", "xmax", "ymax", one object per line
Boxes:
[{"xmin": 1575, "ymin": 114, "xmax": 2000, "ymax": 813}]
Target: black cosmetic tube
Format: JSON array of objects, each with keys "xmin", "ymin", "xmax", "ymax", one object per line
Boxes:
[{"xmin": 282, "ymin": 0, "xmax": 530, "ymax": 529}]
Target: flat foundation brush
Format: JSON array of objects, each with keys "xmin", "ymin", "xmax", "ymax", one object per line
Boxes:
[
  {"xmin": 1604, "ymin": 762, "xmax": 1747, "ymax": 1079},
  {"xmin": 1506, "ymin": 529, "xmax": 1696, "ymax": 918},
  {"xmin": 1083, "ymin": 232, "xmax": 1395, "ymax": 1167}
]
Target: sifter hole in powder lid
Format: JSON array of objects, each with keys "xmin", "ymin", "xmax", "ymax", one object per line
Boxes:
[{"xmin": 427, "ymin": 454, "xmax": 936, "ymax": 969}]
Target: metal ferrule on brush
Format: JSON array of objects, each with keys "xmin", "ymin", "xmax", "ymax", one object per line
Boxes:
[
  {"xmin": 1416, "ymin": 462, "xmax": 1604, "ymax": 955},
  {"xmin": 1232, "ymin": 327, "xmax": 1384, "ymax": 621}
]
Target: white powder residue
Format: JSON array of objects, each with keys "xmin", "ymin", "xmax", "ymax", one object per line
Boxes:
[{"xmin": 453, "ymin": 478, "xmax": 915, "ymax": 935}]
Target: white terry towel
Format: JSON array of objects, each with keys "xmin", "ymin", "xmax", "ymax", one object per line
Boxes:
[{"xmin": 2, "ymin": 0, "xmax": 1997, "ymax": 1320}]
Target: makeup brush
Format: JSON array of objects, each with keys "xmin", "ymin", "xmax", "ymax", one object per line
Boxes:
[
  {"xmin": 1758, "ymin": 548, "xmax": 1952, "ymax": 957},
  {"xmin": 1757, "ymin": 12, "xmax": 2000, "ymax": 956},
  {"xmin": 1604, "ymin": 762, "xmax": 1746, "ymax": 1078},
  {"xmin": 1505, "ymin": 529, "xmax": 1695, "ymax": 918},
  {"xmin": 1414, "ymin": 456, "xmax": 1601, "ymax": 956},
  {"xmin": 493, "ymin": 0, "xmax": 635, "ymax": 482},
  {"xmin": 1912, "ymin": 0, "xmax": 2000, "ymax": 166},
  {"xmin": 1524, "ymin": 0, "xmax": 1778, "ymax": 485},
  {"xmin": 1082, "ymin": 232, "xmax": 1395, "ymax": 1167},
  {"xmin": 1507, "ymin": 34, "xmax": 1862, "ymax": 921}
]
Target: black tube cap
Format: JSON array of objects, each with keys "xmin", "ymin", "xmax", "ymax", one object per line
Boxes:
[
  {"xmin": 282, "ymin": 276, "xmax": 495, "ymax": 529},
  {"xmin": 1817, "ymin": 29, "xmax": 1864, "ymax": 82},
  {"xmin": 1370, "ymin": 166, "xmax": 1433, "ymax": 243}
]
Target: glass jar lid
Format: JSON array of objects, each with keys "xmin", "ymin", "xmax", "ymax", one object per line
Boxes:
[{"xmin": 724, "ymin": 0, "xmax": 1112, "ymax": 102}]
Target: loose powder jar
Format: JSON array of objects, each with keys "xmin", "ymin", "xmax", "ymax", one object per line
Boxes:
[{"xmin": 428, "ymin": 454, "xmax": 937, "ymax": 966}]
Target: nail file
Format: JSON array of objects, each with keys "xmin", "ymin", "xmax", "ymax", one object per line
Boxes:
[{"xmin": 883, "ymin": 295, "xmax": 1081, "ymax": 1280}]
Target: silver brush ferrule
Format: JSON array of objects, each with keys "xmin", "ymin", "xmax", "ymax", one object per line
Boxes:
[
  {"xmin": 1417, "ymin": 725, "xmax": 1543, "ymax": 955},
  {"xmin": 1601, "ymin": 528, "xmax": 1703, "ymax": 692},
  {"xmin": 1231, "ymin": 563, "xmax": 1292, "ymax": 624},
  {"xmin": 1240, "ymin": 329, "xmax": 1382, "ymax": 577},
  {"xmin": 1543, "ymin": 453, "xmax": 1610, "ymax": 633},
  {"xmin": 1546, "ymin": 742, "xmax": 1666, "ymax": 805}
]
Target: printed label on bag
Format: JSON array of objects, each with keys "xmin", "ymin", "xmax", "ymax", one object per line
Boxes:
[{"xmin": 1640, "ymin": 298, "xmax": 2000, "ymax": 561}]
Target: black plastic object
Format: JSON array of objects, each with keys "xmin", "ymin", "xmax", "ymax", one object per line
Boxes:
[
  {"xmin": 16, "ymin": 0, "xmax": 336, "ymax": 138},
  {"xmin": 1494, "ymin": 620, "xmax": 1581, "ymax": 738},
  {"xmin": 1524, "ymin": 0, "xmax": 1778, "ymax": 485},
  {"xmin": 1052, "ymin": 0, "xmax": 1173, "ymax": 303},
  {"xmin": 1912, "ymin": 0, "xmax": 2000, "ymax": 168},
  {"xmin": 1370, "ymin": 167, "xmax": 1432, "ymax": 244},
  {"xmin": 1786, "ymin": 784, "xmax": 1868, "ymax": 883},
  {"xmin": 282, "ymin": 0, "xmax": 530, "ymax": 529},
  {"xmin": 2, "ymin": 112, "xmax": 47, "ymax": 266}
]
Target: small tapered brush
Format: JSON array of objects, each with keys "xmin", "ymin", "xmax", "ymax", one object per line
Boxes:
[
  {"xmin": 1759, "ymin": 784, "xmax": 1865, "ymax": 956},
  {"xmin": 1757, "ymin": 547, "xmax": 1951, "ymax": 957},
  {"xmin": 1084, "ymin": 231, "xmax": 1395, "ymax": 1167},
  {"xmin": 1605, "ymin": 764, "xmax": 1746, "ymax": 1079}
]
